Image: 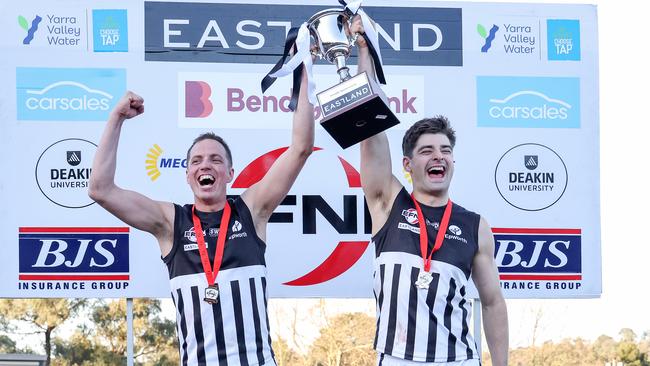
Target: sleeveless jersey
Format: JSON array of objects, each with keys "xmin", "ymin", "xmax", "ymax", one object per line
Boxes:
[
  {"xmin": 372, "ymin": 188, "xmax": 481, "ymax": 363},
  {"xmin": 163, "ymin": 197, "xmax": 275, "ymax": 365}
]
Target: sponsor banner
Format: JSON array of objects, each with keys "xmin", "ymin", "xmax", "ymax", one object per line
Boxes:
[
  {"xmin": 17, "ymin": 227, "xmax": 131, "ymax": 296},
  {"xmin": 145, "ymin": 2, "xmax": 462, "ymax": 66},
  {"xmin": 177, "ymin": 71, "xmax": 423, "ymax": 129},
  {"xmin": 547, "ymin": 19, "xmax": 581, "ymax": 61},
  {"xmin": 15, "ymin": 9, "xmax": 87, "ymax": 49},
  {"xmin": 92, "ymin": 9, "xmax": 129, "ymax": 52},
  {"xmin": 494, "ymin": 143, "xmax": 568, "ymax": 211},
  {"xmin": 477, "ymin": 76, "xmax": 580, "ymax": 128},
  {"xmin": 16, "ymin": 67, "xmax": 126, "ymax": 121},
  {"xmin": 475, "ymin": 18, "xmax": 540, "ymax": 59},
  {"xmin": 492, "ymin": 228, "xmax": 584, "ymax": 297},
  {"xmin": 35, "ymin": 138, "xmax": 97, "ymax": 209},
  {"xmin": 1, "ymin": 0, "xmax": 600, "ymax": 299}
]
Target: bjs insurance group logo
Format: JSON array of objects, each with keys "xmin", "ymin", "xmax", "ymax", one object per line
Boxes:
[
  {"xmin": 493, "ymin": 228, "xmax": 582, "ymax": 289},
  {"xmin": 16, "ymin": 67, "xmax": 126, "ymax": 121},
  {"xmin": 477, "ymin": 76, "xmax": 580, "ymax": 128},
  {"xmin": 18, "ymin": 227, "xmax": 130, "ymax": 282},
  {"xmin": 145, "ymin": 2, "xmax": 462, "ymax": 66}
]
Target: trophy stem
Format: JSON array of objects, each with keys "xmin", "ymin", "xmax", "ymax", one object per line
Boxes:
[{"xmin": 334, "ymin": 54, "xmax": 352, "ymax": 81}]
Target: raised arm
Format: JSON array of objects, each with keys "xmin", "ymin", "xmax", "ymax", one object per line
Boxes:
[
  {"xmin": 241, "ymin": 66, "xmax": 314, "ymax": 238},
  {"xmin": 353, "ymin": 16, "xmax": 402, "ymax": 234},
  {"xmin": 472, "ymin": 217, "xmax": 509, "ymax": 366},
  {"xmin": 88, "ymin": 91, "xmax": 175, "ymax": 255}
]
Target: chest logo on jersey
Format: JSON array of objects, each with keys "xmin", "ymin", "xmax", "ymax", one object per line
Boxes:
[
  {"xmin": 182, "ymin": 220, "xmax": 246, "ymax": 251},
  {"xmin": 397, "ymin": 218, "xmax": 468, "ymax": 244},
  {"xmin": 401, "ymin": 208, "xmax": 419, "ymax": 224}
]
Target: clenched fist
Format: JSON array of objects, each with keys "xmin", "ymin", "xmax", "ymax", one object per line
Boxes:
[{"xmin": 111, "ymin": 91, "xmax": 144, "ymax": 120}]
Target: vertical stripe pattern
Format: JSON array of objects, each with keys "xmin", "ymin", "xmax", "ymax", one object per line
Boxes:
[{"xmin": 373, "ymin": 252, "xmax": 478, "ymax": 363}]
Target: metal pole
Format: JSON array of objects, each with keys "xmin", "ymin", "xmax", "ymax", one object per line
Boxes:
[
  {"xmin": 473, "ymin": 298, "xmax": 482, "ymax": 356},
  {"xmin": 127, "ymin": 298, "xmax": 134, "ymax": 366}
]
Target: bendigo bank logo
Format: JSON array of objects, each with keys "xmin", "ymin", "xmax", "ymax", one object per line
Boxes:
[
  {"xmin": 185, "ymin": 81, "xmax": 213, "ymax": 118},
  {"xmin": 178, "ymin": 72, "xmax": 423, "ymax": 129},
  {"xmin": 493, "ymin": 227, "xmax": 582, "ymax": 290},
  {"xmin": 18, "ymin": 227, "xmax": 130, "ymax": 289},
  {"xmin": 145, "ymin": 2, "xmax": 462, "ymax": 66}
]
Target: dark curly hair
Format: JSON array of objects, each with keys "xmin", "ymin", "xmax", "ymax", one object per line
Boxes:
[{"xmin": 402, "ymin": 116, "xmax": 456, "ymax": 158}]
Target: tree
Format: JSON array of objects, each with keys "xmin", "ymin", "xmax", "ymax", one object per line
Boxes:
[
  {"xmin": 307, "ymin": 312, "xmax": 375, "ymax": 366},
  {"xmin": 0, "ymin": 299, "xmax": 87, "ymax": 366},
  {"xmin": 273, "ymin": 336, "xmax": 305, "ymax": 366},
  {"xmin": 52, "ymin": 298, "xmax": 177, "ymax": 365},
  {"xmin": 0, "ymin": 334, "xmax": 18, "ymax": 353}
]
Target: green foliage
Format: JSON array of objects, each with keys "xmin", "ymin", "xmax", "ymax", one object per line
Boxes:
[
  {"xmin": 18, "ymin": 15, "xmax": 29, "ymax": 31},
  {"xmin": 477, "ymin": 24, "xmax": 487, "ymax": 39},
  {"xmin": 0, "ymin": 334, "xmax": 18, "ymax": 353},
  {"xmin": 483, "ymin": 330, "xmax": 650, "ymax": 366},
  {"xmin": 52, "ymin": 299, "xmax": 177, "ymax": 366}
]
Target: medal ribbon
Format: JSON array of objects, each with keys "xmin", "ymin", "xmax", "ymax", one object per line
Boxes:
[
  {"xmin": 411, "ymin": 194, "xmax": 453, "ymax": 272},
  {"xmin": 192, "ymin": 202, "xmax": 231, "ymax": 286}
]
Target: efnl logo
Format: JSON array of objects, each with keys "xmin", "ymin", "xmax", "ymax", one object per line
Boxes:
[
  {"xmin": 18, "ymin": 227, "xmax": 130, "ymax": 282},
  {"xmin": 547, "ymin": 19, "xmax": 580, "ymax": 61},
  {"xmin": 18, "ymin": 15, "xmax": 42, "ymax": 44},
  {"xmin": 477, "ymin": 76, "xmax": 580, "ymax": 128},
  {"xmin": 493, "ymin": 228, "xmax": 582, "ymax": 288},
  {"xmin": 16, "ymin": 67, "xmax": 126, "ymax": 121},
  {"xmin": 93, "ymin": 9, "xmax": 128, "ymax": 52}
]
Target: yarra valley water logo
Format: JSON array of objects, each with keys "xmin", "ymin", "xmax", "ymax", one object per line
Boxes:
[{"xmin": 18, "ymin": 15, "xmax": 42, "ymax": 44}]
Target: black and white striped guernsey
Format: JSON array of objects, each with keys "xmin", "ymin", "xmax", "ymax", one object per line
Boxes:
[
  {"xmin": 162, "ymin": 197, "xmax": 275, "ymax": 365},
  {"xmin": 372, "ymin": 188, "xmax": 481, "ymax": 363}
]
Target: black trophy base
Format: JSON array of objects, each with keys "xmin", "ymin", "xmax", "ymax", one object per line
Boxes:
[{"xmin": 320, "ymin": 96, "xmax": 399, "ymax": 149}]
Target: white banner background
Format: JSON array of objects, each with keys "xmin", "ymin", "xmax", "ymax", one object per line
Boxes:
[{"xmin": 0, "ymin": 0, "xmax": 600, "ymax": 299}]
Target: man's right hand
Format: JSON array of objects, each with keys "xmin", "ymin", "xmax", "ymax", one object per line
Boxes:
[{"xmin": 111, "ymin": 91, "xmax": 144, "ymax": 120}]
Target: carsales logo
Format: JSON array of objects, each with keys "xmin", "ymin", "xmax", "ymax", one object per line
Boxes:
[{"xmin": 177, "ymin": 71, "xmax": 423, "ymax": 129}]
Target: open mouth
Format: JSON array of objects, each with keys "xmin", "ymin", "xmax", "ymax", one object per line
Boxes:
[
  {"xmin": 198, "ymin": 174, "xmax": 215, "ymax": 187},
  {"xmin": 427, "ymin": 165, "xmax": 446, "ymax": 179}
]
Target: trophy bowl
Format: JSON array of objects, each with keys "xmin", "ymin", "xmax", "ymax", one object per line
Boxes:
[{"xmin": 307, "ymin": 8, "xmax": 356, "ymax": 81}]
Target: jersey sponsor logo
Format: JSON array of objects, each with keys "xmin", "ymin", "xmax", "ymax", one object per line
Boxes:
[
  {"xmin": 401, "ymin": 208, "xmax": 419, "ymax": 224},
  {"xmin": 493, "ymin": 227, "xmax": 582, "ymax": 281},
  {"xmin": 18, "ymin": 227, "xmax": 130, "ymax": 281},
  {"xmin": 145, "ymin": 3, "xmax": 462, "ymax": 66}
]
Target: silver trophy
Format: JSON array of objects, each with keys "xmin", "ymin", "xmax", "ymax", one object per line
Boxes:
[{"xmin": 308, "ymin": 8, "xmax": 399, "ymax": 149}]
